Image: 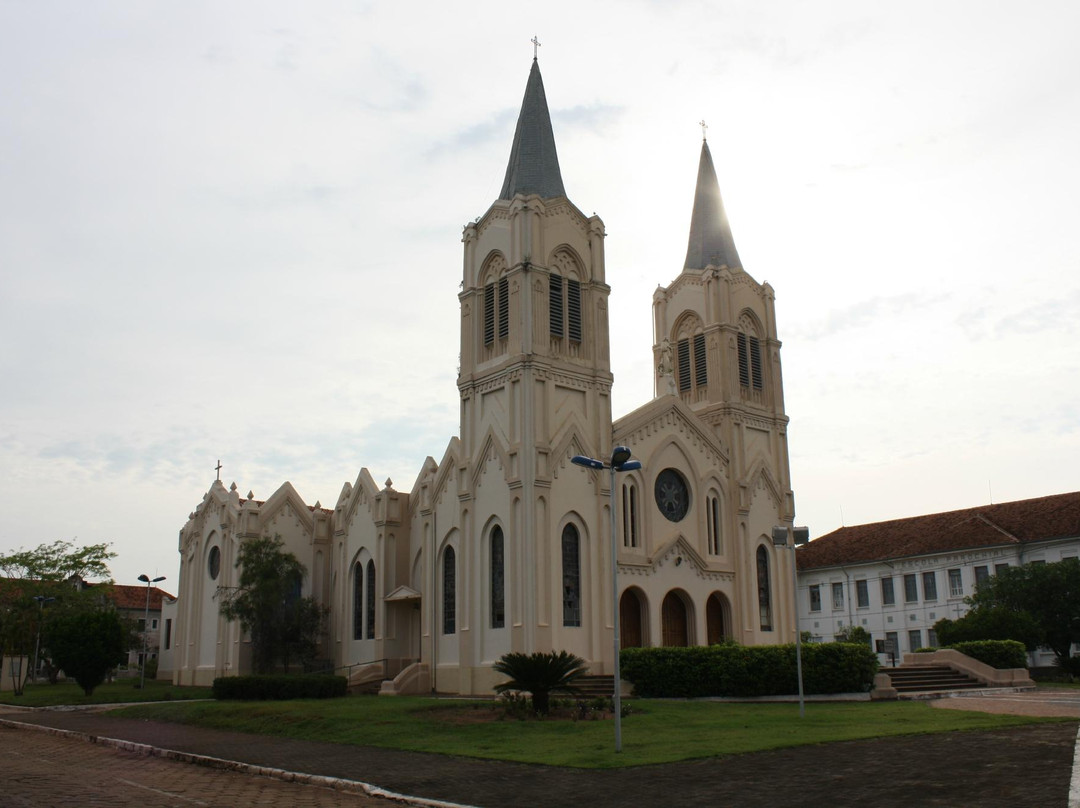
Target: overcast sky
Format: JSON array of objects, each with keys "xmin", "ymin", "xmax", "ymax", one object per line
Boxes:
[{"xmin": 2, "ymin": 1, "xmax": 1078, "ymax": 589}]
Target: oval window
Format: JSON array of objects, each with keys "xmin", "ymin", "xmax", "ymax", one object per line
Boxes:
[{"xmin": 208, "ymin": 546, "xmax": 221, "ymax": 580}]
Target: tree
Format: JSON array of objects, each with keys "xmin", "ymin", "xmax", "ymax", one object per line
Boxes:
[
  {"xmin": 934, "ymin": 607, "xmax": 1042, "ymax": 651},
  {"xmin": 492, "ymin": 650, "xmax": 589, "ymax": 715},
  {"xmin": 835, "ymin": 625, "xmax": 872, "ymax": 646},
  {"xmin": 47, "ymin": 609, "xmax": 127, "ymax": 695},
  {"xmin": 218, "ymin": 536, "xmax": 325, "ymax": 674},
  {"xmin": 0, "ymin": 540, "xmax": 116, "ymax": 693},
  {"xmin": 964, "ymin": 558, "xmax": 1080, "ymax": 671}
]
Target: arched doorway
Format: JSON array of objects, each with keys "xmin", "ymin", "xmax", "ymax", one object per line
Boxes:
[
  {"xmin": 620, "ymin": 589, "xmax": 644, "ymax": 649},
  {"xmin": 706, "ymin": 593, "xmax": 728, "ymax": 645},
  {"xmin": 661, "ymin": 591, "xmax": 689, "ymax": 647}
]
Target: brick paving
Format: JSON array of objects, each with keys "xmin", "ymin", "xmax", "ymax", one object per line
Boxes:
[
  {"xmin": 0, "ymin": 723, "xmax": 401, "ymax": 807},
  {"xmin": 2, "ymin": 692, "xmax": 1078, "ymax": 808}
]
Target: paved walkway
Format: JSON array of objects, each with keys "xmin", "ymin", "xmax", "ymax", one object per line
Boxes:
[{"xmin": 2, "ymin": 693, "xmax": 1079, "ymax": 808}]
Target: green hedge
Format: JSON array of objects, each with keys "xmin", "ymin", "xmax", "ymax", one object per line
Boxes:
[
  {"xmin": 949, "ymin": 640, "xmax": 1027, "ymax": 669},
  {"xmin": 619, "ymin": 642, "xmax": 878, "ymax": 698},
  {"xmin": 212, "ymin": 674, "xmax": 347, "ymax": 700}
]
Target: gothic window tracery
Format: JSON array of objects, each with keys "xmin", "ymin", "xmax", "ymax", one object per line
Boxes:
[
  {"xmin": 562, "ymin": 524, "xmax": 581, "ymax": 627},
  {"xmin": 365, "ymin": 559, "xmax": 376, "ymax": 639},
  {"xmin": 757, "ymin": 545, "xmax": 773, "ymax": 631},
  {"xmin": 491, "ymin": 526, "xmax": 505, "ymax": 629},
  {"xmin": 443, "ymin": 546, "xmax": 456, "ymax": 635}
]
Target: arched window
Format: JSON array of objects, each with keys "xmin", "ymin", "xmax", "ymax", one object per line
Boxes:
[
  {"xmin": 757, "ymin": 545, "xmax": 773, "ymax": 631},
  {"xmin": 706, "ymin": 492, "xmax": 721, "ymax": 555},
  {"xmin": 352, "ymin": 561, "xmax": 363, "ymax": 641},
  {"xmin": 737, "ymin": 315, "xmax": 764, "ymax": 392},
  {"xmin": 443, "ymin": 546, "xmax": 456, "ymax": 635},
  {"xmin": 491, "ymin": 526, "xmax": 505, "ymax": 629},
  {"xmin": 561, "ymin": 524, "xmax": 581, "ymax": 627},
  {"xmin": 673, "ymin": 313, "xmax": 707, "ymax": 396},
  {"xmin": 484, "ymin": 277, "xmax": 509, "ymax": 346},
  {"xmin": 365, "ymin": 560, "xmax": 376, "ymax": 639},
  {"xmin": 549, "ymin": 251, "xmax": 583, "ymax": 345},
  {"xmin": 621, "ymin": 481, "xmax": 639, "ymax": 548}
]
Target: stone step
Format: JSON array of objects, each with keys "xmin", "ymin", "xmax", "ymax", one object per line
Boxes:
[{"xmin": 883, "ymin": 666, "xmax": 984, "ymax": 692}]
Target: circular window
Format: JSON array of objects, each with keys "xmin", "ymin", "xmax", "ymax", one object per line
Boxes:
[
  {"xmin": 654, "ymin": 468, "xmax": 690, "ymax": 522},
  {"xmin": 208, "ymin": 546, "xmax": 221, "ymax": 580}
]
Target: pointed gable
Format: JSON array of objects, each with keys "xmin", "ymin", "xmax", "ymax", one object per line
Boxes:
[
  {"xmin": 683, "ymin": 139, "xmax": 742, "ymax": 271},
  {"xmin": 499, "ymin": 59, "xmax": 566, "ymax": 200}
]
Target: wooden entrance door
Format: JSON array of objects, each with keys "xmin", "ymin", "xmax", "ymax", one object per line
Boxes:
[{"xmin": 661, "ymin": 592, "xmax": 689, "ymax": 647}]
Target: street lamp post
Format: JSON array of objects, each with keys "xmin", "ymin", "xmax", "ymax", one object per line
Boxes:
[
  {"xmin": 31, "ymin": 595, "xmax": 55, "ymax": 683},
  {"xmin": 137, "ymin": 574, "xmax": 166, "ymax": 690},
  {"xmin": 772, "ymin": 525, "xmax": 810, "ymax": 717},
  {"xmin": 571, "ymin": 445, "xmax": 642, "ymax": 753}
]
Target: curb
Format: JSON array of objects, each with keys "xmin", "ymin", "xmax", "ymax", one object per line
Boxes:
[{"xmin": 0, "ymin": 717, "xmax": 477, "ymax": 808}]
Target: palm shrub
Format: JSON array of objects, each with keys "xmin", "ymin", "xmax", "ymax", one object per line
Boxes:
[{"xmin": 492, "ymin": 650, "xmax": 589, "ymax": 715}]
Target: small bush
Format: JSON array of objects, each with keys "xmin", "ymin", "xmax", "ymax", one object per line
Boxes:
[
  {"xmin": 949, "ymin": 640, "xmax": 1027, "ymax": 669},
  {"xmin": 212, "ymin": 674, "xmax": 347, "ymax": 700},
  {"xmin": 620, "ymin": 642, "xmax": 877, "ymax": 698}
]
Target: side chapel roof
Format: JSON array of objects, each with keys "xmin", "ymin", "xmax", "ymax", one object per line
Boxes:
[
  {"xmin": 499, "ymin": 59, "xmax": 566, "ymax": 200},
  {"xmin": 683, "ymin": 139, "xmax": 742, "ymax": 271}
]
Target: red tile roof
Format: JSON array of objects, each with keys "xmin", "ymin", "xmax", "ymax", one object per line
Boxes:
[
  {"xmin": 796, "ymin": 491, "xmax": 1080, "ymax": 571},
  {"xmin": 103, "ymin": 584, "xmax": 174, "ymax": 611}
]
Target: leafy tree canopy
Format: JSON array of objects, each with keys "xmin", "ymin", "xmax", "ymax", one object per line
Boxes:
[
  {"xmin": 0, "ymin": 539, "xmax": 115, "ymax": 583},
  {"xmin": 47, "ymin": 608, "xmax": 127, "ymax": 695},
  {"xmin": 964, "ymin": 558, "xmax": 1080, "ymax": 670},
  {"xmin": 218, "ymin": 535, "xmax": 326, "ymax": 674},
  {"xmin": 933, "ymin": 606, "xmax": 1042, "ymax": 651}
]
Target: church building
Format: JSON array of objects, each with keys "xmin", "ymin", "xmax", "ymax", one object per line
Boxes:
[{"xmin": 168, "ymin": 58, "xmax": 799, "ymax": 694}]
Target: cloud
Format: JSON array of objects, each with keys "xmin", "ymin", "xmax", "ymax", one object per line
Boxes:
[{"xmin": 788, "ymin": 292, "xmax": 931, "ymax": 341}]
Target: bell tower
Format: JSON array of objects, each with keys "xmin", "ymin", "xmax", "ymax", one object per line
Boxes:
[{"xmin": 458, "ymin": 58, "xmax": 613, "ymax": 475}]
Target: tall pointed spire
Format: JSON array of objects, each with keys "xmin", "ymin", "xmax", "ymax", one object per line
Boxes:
[
  {"xmin": 499, "ymin": 59, "xmax": 566, "ymax": 200},
  {"xmin": 683, "ymin": 139, "xmax": 742, "ymax": 270}
]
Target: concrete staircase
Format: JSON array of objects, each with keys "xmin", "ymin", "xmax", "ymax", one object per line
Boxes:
[
  {"xmin": 882, "ymin": 665, "xmax": 984, "ymax": 694},
  {"xmin": 573, "ymin": 675, "xmax": 617, "ymax": 698}
]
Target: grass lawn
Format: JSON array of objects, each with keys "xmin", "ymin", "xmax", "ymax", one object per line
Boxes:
[
  {"xmin": 111, "ymin": 696, "xmax": 1068, "ymax": 769},
  {"xmin": 0, "ymin": 679, "xmax": 213, "ymax": 707}
]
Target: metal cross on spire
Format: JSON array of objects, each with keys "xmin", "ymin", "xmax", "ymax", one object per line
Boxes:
[
  {"xmin": 699, "ymin": 119, "xmax": 708, "ymax": 141},
  {"xmin": 531, "ymin": 35, "xmax": 541, "ymax": 59},
  {"xmin": 215, "ymin": 459, "xmax": 222, "ymax": 481}
]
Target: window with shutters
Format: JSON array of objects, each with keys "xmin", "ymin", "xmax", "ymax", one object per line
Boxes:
[
  {"xmin": 480, "ymin": 255, "xmax": 509, "ymax": 357},
  {"xmin": 673, "ymin": 313, "xmax": 707, "ymax": 400},
  {"xmin": 736, "ymin": 313, "xmax": 765, "ymax": 396},
  {"xmin": 548, "ymin": 250, "xmax": 586, "ymax": 356}
]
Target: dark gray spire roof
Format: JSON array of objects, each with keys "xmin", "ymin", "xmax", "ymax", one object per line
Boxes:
[
  {"xmin": 683, "ymin": 140, "xmax": 742, "ymax": 270},
  {"xmin": 499, "ymin": 59, "xmax": 566, "ymax": 200}
]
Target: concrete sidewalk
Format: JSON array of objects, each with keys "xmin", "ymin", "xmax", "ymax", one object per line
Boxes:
[{"xmin": 2, "ymin": 703, "xmax": 1078, "ymax": 808}]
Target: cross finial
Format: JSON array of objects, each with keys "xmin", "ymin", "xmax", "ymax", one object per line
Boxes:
[
  {"xmin": 699, "ymin": 119, "xmax": 708, "ymax": 141},
  {"xmin": 215, "ymin": 459, "xmax": 222, "ymax": 481},
  {"xmin": 531, "ymin": 35, "xmax": 541, "ymax": 60}
]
